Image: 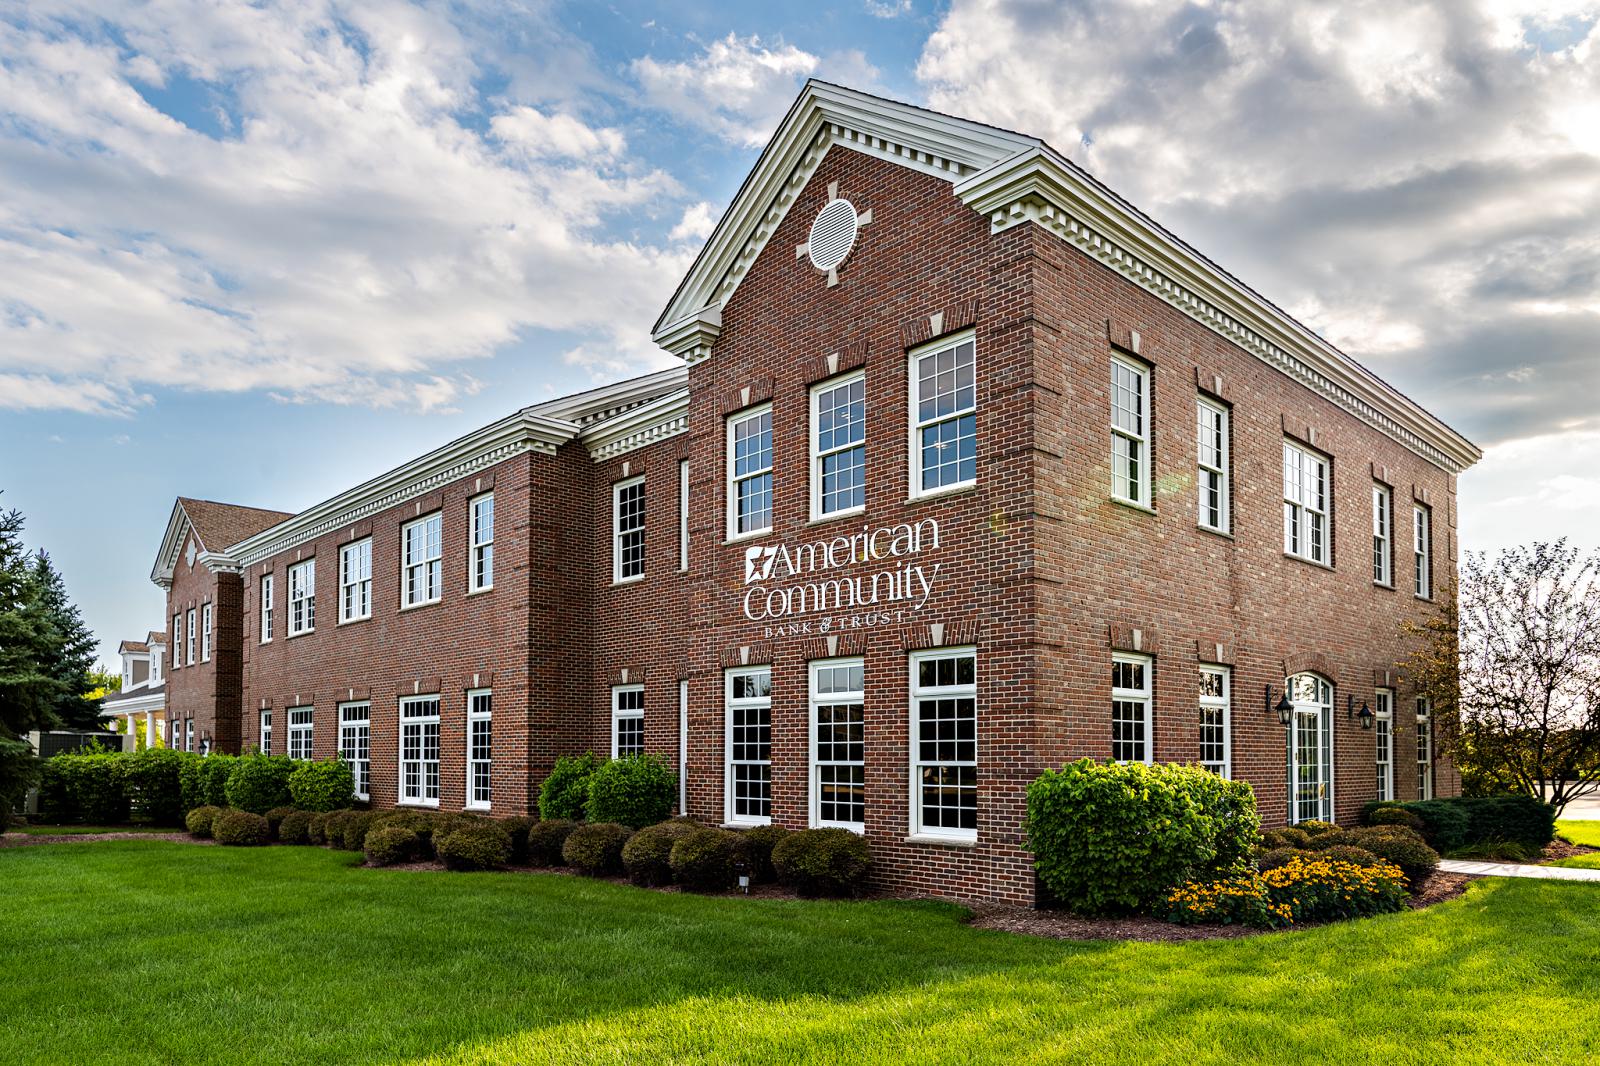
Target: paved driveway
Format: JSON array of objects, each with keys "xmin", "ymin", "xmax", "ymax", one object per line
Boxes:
[{"xmin": 1561, "ymin": 792, "xmax": 1600, "ymax": 820}]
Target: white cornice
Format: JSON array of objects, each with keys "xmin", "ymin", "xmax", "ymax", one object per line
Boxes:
[
  {"xmin": 583, "ymin": 389, "xmax": 689, "ymax": 461},
  {"xmin": 149, "ymin": 501, "xmax": 192, "ymax": 589}
]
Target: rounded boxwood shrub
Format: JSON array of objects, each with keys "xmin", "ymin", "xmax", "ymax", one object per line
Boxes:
[
  {"xmin": 562, "ymin": 822, "xmax": 633, "ymax": 876},
  {"xmin": 1261, "ymin": 827, "xmax": 1313, "ymax": 850},
  {"xmin": 213, "ymin": 809, "xmax": 270, "ymax": 846},
  {"xmin": 375, "ymin": 809, "xmax": 443, "ymax": 855},
  {"xmin": 436, "ymin": 820, "xmax": 513, "ymax": 871},
  {"xmin": 539, "ymin": 753, "xmax": 600, "ymax": 821},
  {"xmin": 322, "ymin": 810, "xmax": 353, "ymax": 849},
  {"xmin": 307, "ymin": 812, "xmax": 330, "ymax": 846},
  {"xmin": 364, "ymin": 824, "xmax": 419, "ymax": 866},
  {"xmin": 586, "ymin": 755, "xmax": 678, "ymax": 829},
  {"xmin": 1320, "ymin": 844, "xmax": 1382, "ymax": 868},
  {"xmin": 772, "ymin": 828, "xmax": 872, "ymax": 898},
  {"xmin": 277, "ymin": 809, "xmax": 314, "ymax": 845},
  {"xmin": 265, "ymin": 806, "xmax": 296, "ymax": 840},
  {"xmin": 741, "ymin": 824, "xmax": 789, "ymax": 884},
  {"xmin": 1296, "ymin": 819, "xmax": 1339, "ymax": 837},
  {"xmin": 1026, "ymin": 758, "xmax": 1260, "ymax": 915},
  {"xmin": 1347, "ymin": 827, "xmax": 1439, "ymax": 890},
  {"xmin": 338, "ymin": 811, "xmax": 376, "ymax": 852},
  {"xmin": 225, "ymin": 754, "xmax": 297, "ymax": 814},
  {"xmin": 526, "ymin": 819, "xmax": 577, "ymax": 866},
  {"xmin": 669, "ymin": 827, "xmax": 750, "ymax": 892},
  {"xmin": 287, "ymin": 758, "xmax": 355, "ymax": 812},
  {"xmin": 186, "ymin": 805, "xmax": 222, "ymax": 838},
  {"xmin": 622, "ymin": 821, "xmax": 697, "ymax": 886},
  {"xmin": 1366, "ymin": 806, "xmax": 1425, "ymax": 831},
  {"xmin": 1256, "ymin": 846, "xmax": 1312, "ymax": 872},
  {"xmin": 502, "ymin": 816, "xmax": 538, "ymax": 864}
]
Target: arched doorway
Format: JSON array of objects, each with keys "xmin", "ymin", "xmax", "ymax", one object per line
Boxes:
[{"xmin": 1287, "ymin": 672, "xmax": 1333, "ymax": 824}]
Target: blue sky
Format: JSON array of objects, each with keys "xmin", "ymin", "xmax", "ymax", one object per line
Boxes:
[{"xmin": 1, "ymin": 0, "xmax": 1598, "ymax": 668}]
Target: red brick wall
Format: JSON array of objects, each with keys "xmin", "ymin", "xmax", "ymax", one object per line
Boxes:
[{"xmin": 163, "ymin": 537, "xmax": 237, "ymax": 753}]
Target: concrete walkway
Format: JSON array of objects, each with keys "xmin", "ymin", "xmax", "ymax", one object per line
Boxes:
[{"xmin": 1439, "ymin": 858, "xmax": 1600, "ymax": 881}]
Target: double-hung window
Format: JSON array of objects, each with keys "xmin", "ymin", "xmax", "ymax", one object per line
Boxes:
[
  {"xmin": 1414, "ymin": 504, "xmax": 1432, "ymax": 599},
  {"xmin": 172, "ymin": 614, "xmax": 182, "ymax": 667},
  {"xmin": 200, "ymin": 604, "xmax": 212, "ymax": 662},
  {"xmin": 467, "ymin": 690, "xmax": 492, "ymax": 810},
  {"xmin": 399, "ymin": 696, "xmax": 441, "ymax": 806},
  {"xmin": 402, "ymin": 514, "xmax": 442, "ymax": 607},
  {"xmin": 259, "ymin": 710, "xmax": 272, "ymax": 755},
  {"xmin": 470, "ymin": 494, "xmax": 494, "ymax": 592},
  {"xmin": 612, "ymin": 685, "xmax": 644, "ymax": 758},
  {"xmin": 185, "ymin": 609, "xmax": 196, "ymax": 666},
  {"xmin": 811, "ymin": 658, "xmax": 865, "ymax": 830},
  {"xmin": 911, "ymin": 648, "xmax": 977, "ymax": 839},
  {"xmin": 728, "ymin": 406, "xmax": 773, "ymax": 537},
  {"xmin": 812, "ymin": 374, "xmax": 866, "ymax": 518},
  {"xmin": 1112, "ymin": 654, "xmax": 1153, "ymax": 764},
  {"xmin": 340, "ymin": 538, "xmax": 372, "ymax": 622},
  {"xmin": 260, "ymin": 574, "xmax": 274, "ymax": 643},
  {"xmin": 339, "ymin": 703, "xmax": 370, "ymax": 801},
  {"xmin": 613, "ymin": 477, "xmax": 646, "ymax": 582},
  {"xmin": 1196, "ymin": 397, "xmax": 1228, "ymax": 531},
  {"xmin": 287, "ymin": 706, "xmax": 313, "ymax": 760},
  {"xmin": 288, "ymin": 559, "xmax": 315, "ymax": 635},
  {"xmin": 185, "ymin": 719, "xmax": 194, "ymax": 753},
  {"xmin": 911, "ymin": 334, "xmax": 977, "ymax": 495},
  {"xmin": 1111, "ymin": 356, "xmax": 1151, "ymax": 506},
  {"xmin": 1375, "ymin": 689, "xmax": 1394, "ymax": 802},
  {"xmin": 1199, "ymin": 665, "xmax": 1230, "ymax": 777},
  {"xmin": 678, "ymin": 460, "xmax": 690, "ymax": 571},
  {"xmin": 1373, "ymin": 484, "xmax": 1393, "ymax": 586},
  {"xmin": 1283, "ymin": 441, "xmax": 1329, "ymax": 564},
  {"xmin": 1416, "ymin": 698, "xmax": 1433, "ymax": 800},
  {"xmin": 725, "ymin": 667, "xmax": 772, "ymax": 825}
]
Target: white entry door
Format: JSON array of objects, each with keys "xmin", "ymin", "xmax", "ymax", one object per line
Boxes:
[{"xmin": 1287, "ymin": 673, "xmax": 1333, "ymax": 823}]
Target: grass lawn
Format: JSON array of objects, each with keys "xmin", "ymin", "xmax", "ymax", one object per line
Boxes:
[
  {"xmin": 1556, "ymin": 819, "xmax": 1600, "ymax": 869},
  {"xmin": 3, "ymin": 843, "xmax": 1600, "ymax": 1064},
  {"xmin": 7, "ymin": 823, "xmax": 178, "ymax": 835}
]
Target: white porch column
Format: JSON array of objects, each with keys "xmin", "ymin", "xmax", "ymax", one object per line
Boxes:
[{"xmin": 145, "ymin": 713, "xmax": 155, "ymax": 748}]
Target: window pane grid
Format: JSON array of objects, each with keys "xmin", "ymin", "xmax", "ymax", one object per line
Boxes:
[
  {"xmin": 288, "ymin": 706, "xmax": 313, "ymax": 761},
  {"xmin": 1199, "ymin": 666, "xmax": 1230, "ymax": 776},
  {"xmin": 399, "ymin": 697, "xmax": 440, "ymax": 804},
  {"xmin": 1374, "ymin": 690, "xmax": 1393, "ymax": 803},
  {"xmin": 403, "ymin": 515, "xmax": 443, "ymax": 606},
  {"xmin": 1373, "ymin": 485, "xmax": 1392, "ymax": 585},
  {"xmin": 340, "ymin": 539, "xmax": 372, "ymax": 622},
  {"xmin": 260, "ymin": 575, "xmax": 273, "ymax": 642},
  {"xmin": 339, "ymin": 704, "xmax": 370, "ymax": 800},
  {"xmin": 615, "ymin": 479, "xmax": 646, "ymax": 580},
  {"xmin": 613, "ymin": 686, "xmax": 644, "ymax": 758},
  {"xmin": 1196, "ymin": 399, "xmax": 1228, "ymax": 531},
  {"xmin": 1283, "ymin": 442, "xmax": 1329, "ymax": 563},
  {"xmin": 289, "ymin": 561, "xmax": 315, "ymax": 635},
  {"xmin": 1414, "ymin": 506, "xmax": 1432, "ymax": 598},
  {"xmin": 731, "ymin": 409, "xmax": 773, "ymax": 534},
  {"xmin": 912, "ymin": 651, "xmax": 976, "ymax": 834},
  {"xmin": 1112, "ymin": 656, "xmax": 1151, "ymax": 764},
  {"xmin": 471, "ymin": 495, "xmax": 494, "ymax": 590},
  {"xmin": 1111, "ymin": 358, "xmax": 1148, "ymax": 504},
  {"xmin": 914, "ymin": 340, "xmax": 977, "ymax": 493},
  {"xmin": 727, "ymin": 669, "xmax": 771, "ymax": 822},
  {"xmin": 815, "ymin": 378, "xmax": 866, "ymax": 516},
  {"xmin": 811, "ymin": 659, "xmax": 864, "ymax": 827},
  {"xmin": 467, "ymin": 691, "xmax": 491, "ymax": 808}
]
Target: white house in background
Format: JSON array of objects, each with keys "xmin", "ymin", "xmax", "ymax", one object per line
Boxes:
[{"xmin": 101, "ymin": 631, "xmax": 167, "ymax": 747}]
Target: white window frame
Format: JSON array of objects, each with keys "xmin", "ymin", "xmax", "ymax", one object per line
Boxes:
[
  {"xmin": 259, "ymin": 574, "xmax": 273, "ymax": 643},
  {"xmin": 259, "ymin": 710, "xmax": 272, "ymax": 755},
  {"xmin": 466, "ymin": 689, "xmax": 492, "ymax": 810},
  {"xmin": 1416, "ymin": 697, "xmax": 1433, "ymax": 800},
  {"xmin": 172, "ymin": 614, "xmax": 182, "ymax": 668},
  {"xmin": 909, "ymin": 647, "xmax": 978, "ymax": 841},
  {"xmin": 200, "ymin": 603, "xmax": 212, "ymax": 662},
  {"xmin": 1196, "ymin": 397, "xmax": 1229, "ymax": 532},
  {"xmin": 612, "ymin": 476, "xmax": 646, "ymax": 584},
  {"xmin": 339, "ymin": 702, "xmax": 370, "ymax": 801},
  {"xmin": 185, "ymin": 608, "xmax": 196, "ymax": 667},
  {"xmin": 288, "ymin": 559, "xmax": 315, "ymax": 636},
  {"xmin": 811, "ymin": 371, "xmax": 867, "ymax": 521},
  {"xmin": 724, "ymin": 666, "xmax": 772, "ymax": 827},
  {"xmin": 1287, "ymin": 673, "xmax": 1335, "ymax": 824},
  {"xmin": 1414, "ymin": 504, "xmax": 1432, "ymax": 599},
  {"xmin": 339, "ymin": 538, "xmax": 372, "ymax": 623},
  {"xmin": 1199, "ymin": 664, "xmax": 1230, "ymax": 778},
  {"xmin": 726, "ymin": 404, "xmax": 774, "ymax": 539},
  {"xmin": 1112, "ymin": 652, "xmax": 1153, "ymax": 765},
  {"xmin": 398, "ymin": 695, "xmax": 441, "ymax": 807},
  {"xmin": 1111, "ymin": 355, "xmax": 1152, "ymax": 507},
  {"xmin": 1373, "ymin": 483, "xmax": 1393, "ymax": 587},
  {"xmin": 678, "ymin": 460, "xmax": 690, "ymax": 572},
  {"xmin": 287, "ymin": 706, "xmax": 313, "ymax": 761},
  {"xmin": 1283, "ymin": 440, "xmax": 1330, "ymax": 565},
  {"xmin": 1375, "ymin": 689, "xmax": 1394, "ymax": 803},
  {"xmin": 402, "ymin": 513, "xmax": 443, "ymax": 608},
  {"xmin": 185, "ymin": 718, "xmax": 193, "ymax": 753},
  {"xmin": 809, "ymin": 657, "xmax": 866, "ymax": 831},
  {"xmin": 908, "ymin": 331, "xmax": 978, "ymax": 499},
  {"xmin": 470, "ymin": 493, "xmax": 494, "ymax": 593},
  {"xmin": 611, "ymin": 684, "xmax": 645, "ymax": 759}
]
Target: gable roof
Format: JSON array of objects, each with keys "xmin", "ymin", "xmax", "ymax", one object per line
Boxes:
[
  {"xmin": 652, "ymin": 80, "xmax": 1480, "ymax": 474},
  {"xmin": 117, "ymin": 640, "xmax": 149, "ymax": 655},
  {"xmin": 147, "ymin": 630, "xmax": 167, "ymax": 646},
  {"xmin": 150, "ymin": 497, "xmax": 295, "ymax": 588}
]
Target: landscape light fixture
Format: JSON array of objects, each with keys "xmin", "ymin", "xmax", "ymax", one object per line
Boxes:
[
  {"xmin": 1344, "ymin": 696, "xmax": 1376, "ymax": 730},
  {"xmin": 1266, "ymin": 686, "xmax": 1294, "ymax": 726}
]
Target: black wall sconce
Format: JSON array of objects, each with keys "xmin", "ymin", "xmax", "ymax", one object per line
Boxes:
[
  {"xmin": 1265, "ymin": 685, "xmax": 1293, "ymax": 726},
  {"xmin": 1346, "ymin": 696, "xmax": 1376, "ymax": 730}
]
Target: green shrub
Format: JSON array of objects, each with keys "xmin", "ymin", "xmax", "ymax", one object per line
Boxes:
[
  {"xmin": 622, "ymin": 821, "xmax": 697, "ymax": 886},
  {"xmin": 364, "ymin": 824, "xmax": 419, "ymax": 866},
  {"xmin": 772, "ymin": 828, "xmax": 872, "ymax": 897},
  {"xmin": 375, "ymin": 809, "xmax": 443, "ymax": 857},
  {"xmin": 338, "ymin": 811, "xmax": 376, "ymax": 851},
  {"xmin": 198, "ymin": 755, "xmax": 237, "ymax": 807},
  {"xmin": 538, "ymin": 753, "xmax": 600, "ymax": 821},
  {"xmin": 265, "ymin": 806, "xmax": 296, "ymax": 840},
  {"xmin": 277, "ymin": 809, "xmax": 314, "ymax": 845},
  {"xmin": 586, "ymin": 755, "xmax": 677, "ymax": 829},
  {"xmin": 562, "ymin": 822, "xmax": 632, "ymax": 876},
  {"xmin": 1256, "ymin": 847, "xmax": 1311, "ymax": 871},
  {"xmin": 1366, "ymin": 806, "xmax": 1425, "ymax": 831},
  {"xmin": 1346, "ymin": 827, "xmax": 1439, "ymax": 891},
  {"xmin": 288, "ymin": 759, "xmax": 355, "ymax": 812},
  {"xmin": 224, "ymin": 754, "xmax": 297, "ymax": 814},
  {"xmin": 323, "ymin": 810, "xmax": 353, "ymax": 849},
  {"xmin": 669, "ymin": 827, "xmax": 751, "ymax": 892},
  {"xmin": 1261, "ymin": 827, "xmax": 1312, "ymax": 850},
  {"xmin": 1025, "ymin": 758, "xmax": 1260, "ymax": 915},
  {"xmin": 185, "ymin": 805, "xmax": 221, "ymax": 838},
  {"xmin": 436, "ymin": 820, "xmax": 513, "ymax": 871},
  {"xmin": 502, "ymin": 816, "xmax": 538, "ymax": 864},
  {"xmin": 1296, "ymin": 819, "xmax": 1339, "ymax": 837},
  {"xmin": 123, "ymin": 748, "xmax": 187, "ymax": 825},
  {"xmin": 432, "ymin": 812, "xmax": 487, "ymax": 848},
  {"xmin": 178, "ymin": 753, "xmax": 207, "ymax": 813},
  {"xmin": 1320, "ymin": 844, "xmax": 1382, "ymax": 867},
  {"xmin": 1459, "ymin": 795, "xmax": 1557, "ymax": 850},
  {"xmin": 526, "ymin": 819, "xmax": 577, "ymax": 866},
  {"xmin": 213, "ymin": 809, "xmax": 269, "ymax": 846},
  {"xmin": 1449, "ymin": 840, "xmax": 1541, "ymax": 862},
  {"xmin": 307, "ymin": 812, "xmax": 330, "ymax": 845},
  {"xmin": 740, "ymin": 824, "xmax": 788, "ymax": 884},
  {"xmin": 39, "ymin": 754, "xmax": 130, "ymax": 824}
]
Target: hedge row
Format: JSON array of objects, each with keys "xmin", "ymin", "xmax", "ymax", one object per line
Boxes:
[{"xmin": 1362, "ymin": 794, "xmax": 1556, "ymax": 852}]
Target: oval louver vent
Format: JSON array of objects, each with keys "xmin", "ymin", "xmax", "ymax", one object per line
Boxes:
[{"xmin": 808, "ymin": 198, "xmax": 859, "ymax": 272}]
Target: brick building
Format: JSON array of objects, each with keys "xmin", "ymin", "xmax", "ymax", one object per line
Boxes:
[{"xmin": 149, "ymin": 83, "xmax": 1479, "ymax": 903}]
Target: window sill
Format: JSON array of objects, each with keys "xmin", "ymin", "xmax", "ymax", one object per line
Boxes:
[
  {"xmin": 465, "ymin": 803, "xmax": 490, "ymax": 813},
  {"xmin": 807, "ymin": 506, "xmax": 866, "ymax": 528},
  {"xmin": 1111, "ymin": 496, "xmax": 1156, "ymax": 516},
  {"xmin": 399, "ymin": 598, "xmax": 442, "ymax": 613},
  {"xmin": 904, "ymin": 482, "xmax": 977, "ymax": 506},
  {"xmin": 287, "ymin": 629, "xmax": 315, "ymax": 640},
  {"xmin": 1374, "ymin": 581, "xmax": 1396, "ymax": 591},
  {"xmin": 466, "ymin": 585, "xmax": 494, "ymax": 597},
  {"xmin": 906, "ymin": 832, "xmax": 977, "ymax": 848},
  {"xmin": 1198, "ymin": 524, "xmax": 1233, "ymax": 540},
  {"xmin": 612, "ymin": 575, "xmax": 645, "ymax": 587},
  {"xmin": 813, "ymin": 821, "xmax": 865, "ymax": 835},
  {"xmin": 721, "ymin": 819, "xmax": 771, "ymax": 830},
  {"xmin": 1283, "ymin": 553, "xmax": 1335, "ymax": 572},
  {"xmin": 1414, "ymin": 594, "xmax": 1434, "ymax": 603},
  {"xmin": 337, "ymin": 615, "xmax": 372, "ymax": 627},
  {"xmin": 397, "ymin": 799, "xmax": 440, "ymax": 809}
]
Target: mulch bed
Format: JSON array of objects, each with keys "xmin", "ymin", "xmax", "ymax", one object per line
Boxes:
[
  {"xmin": 1541, "ymin": 839, "xmax": 1597, "ymax": 863},
  {"xmin": 0, "ymin": 831, "xmax": 211, "ymax": 848}
]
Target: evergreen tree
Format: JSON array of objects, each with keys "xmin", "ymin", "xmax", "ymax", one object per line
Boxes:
[
  {"xmin": 0, "ymin": 505, "xmax": 50, "ymax": 816},
  {"xmin": 31, "ymin": 550, "xmax": 105, "ymax": 730}
]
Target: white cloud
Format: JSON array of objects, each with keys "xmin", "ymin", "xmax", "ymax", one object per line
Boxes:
[
  {"xmin": 669, "ymin": 201, "xmax": 718, "ymax": 243},
  {"xmin": 632, "ymin": 33, "xmax": 820, "ymax": 148},
  {"xmin": 866, "ymin": 1, "xmax": 914, "ymax": 17},
  {"xmin": 0, "ymin": 1, "xmax": 696, "ymax": 415}
]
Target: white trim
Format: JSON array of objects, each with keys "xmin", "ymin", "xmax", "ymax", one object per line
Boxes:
[
  {"xmin": 1286, "ymin": 673, "xmax": 1335, "ymax": 824},
  {"xmin": 1283, "ymin": 440, "xmax": 1330, "ymax": 565},
  {"xmin": 259, "ymin": 573, "xmax": 274, "ymax": 644},
  {"xmin": 339, "ymin": 537, "xmax": 373, "ymax": 623},
  {"xmin": 1110, "ymin": 354, "xmax": 1152, "ymax": 508},
  {"xmin": 907, "ymin": 331, "xmax": 978, "ymax": 500},
  {"xmin": 678, "ymin": 459, "xmax": 690, "ymax": 572},
  {"xmin": 401, "ymin": 513, "xmax": 443, "ymax": 608},
  {"xmin": 724, "ymin": 665, "xmax": 773, "ymax": 827},
  {"xmin": 466, "ymin": 688, "xmax": 492, "ymax": 811},
  {"xmin": 612, "ymin": 475, "xmax": 647, "ymax": 584},
  {"xmin": 469, "ymin": 492, "xmax": 494, "ymax": 593},
  {"xmin": 726, "ymin": 403, "xmax": 774, "ymax": 540},
  {"xmin": 1416, "ymin": 697, "xmax": 1434, "ymax": 801},
  {"xmin": 1414, "ymin": 503, "xmax": 1433, "ymax": 600},
  {"xmin": 1374, "ymin": 688, "xmax": 1394, "ymax": 803},
  {"xmin": 583, "ymin": 388, "xmax": 690, "ymax": 461},
  {"xmin": 398, "ymin": 694, "xmax": 442, "ymax": 808},
  {"xmin": 810, "ymin": 371, "xmax": 867, "ymax": 521},
  {"xmin": 1198, "ymin": 663, "xmax": 1231, "ymax": 778},
  {"xmin": 200, "ymin": 603, "xmax": 212, "ymax": 662},
  {"xmin": 286, "ymin": 705, "xmax": 314, "ymax": 761},
  {"xmin": 678, "ymin": 679, "xmax": 689, "ymax": 813},
  {"xmin": 1373, "ymin": 483, "xmax": 1394, "ymax": 587},
  {"xmin": 287, "ymin": 559, "xmax": 315, "ymax": 636},
  {"xmin": 338, "ymin": 701, "xmax": 371, "ymax": 801},
  {"xmin": 908, "ymin": 646, "xmax": 978, "ymax": 843},
  {"xmin": 611, "ymin": 684, "xmax": 645, "ymax": 759},
  {"xmin": 1196, "ymin": 396, "xmax": 1230, "ymax": 533},
  {"xmin": 1111, "ymin": 652, "xmax": 1153, "ymax": 765},
  {"xmin": 809, "ymin": 657, "xmax": 865, "ymax": 831},
  {"xmin": 185, "ymin": 608, "xmax": 196, "ymax": 667}
]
